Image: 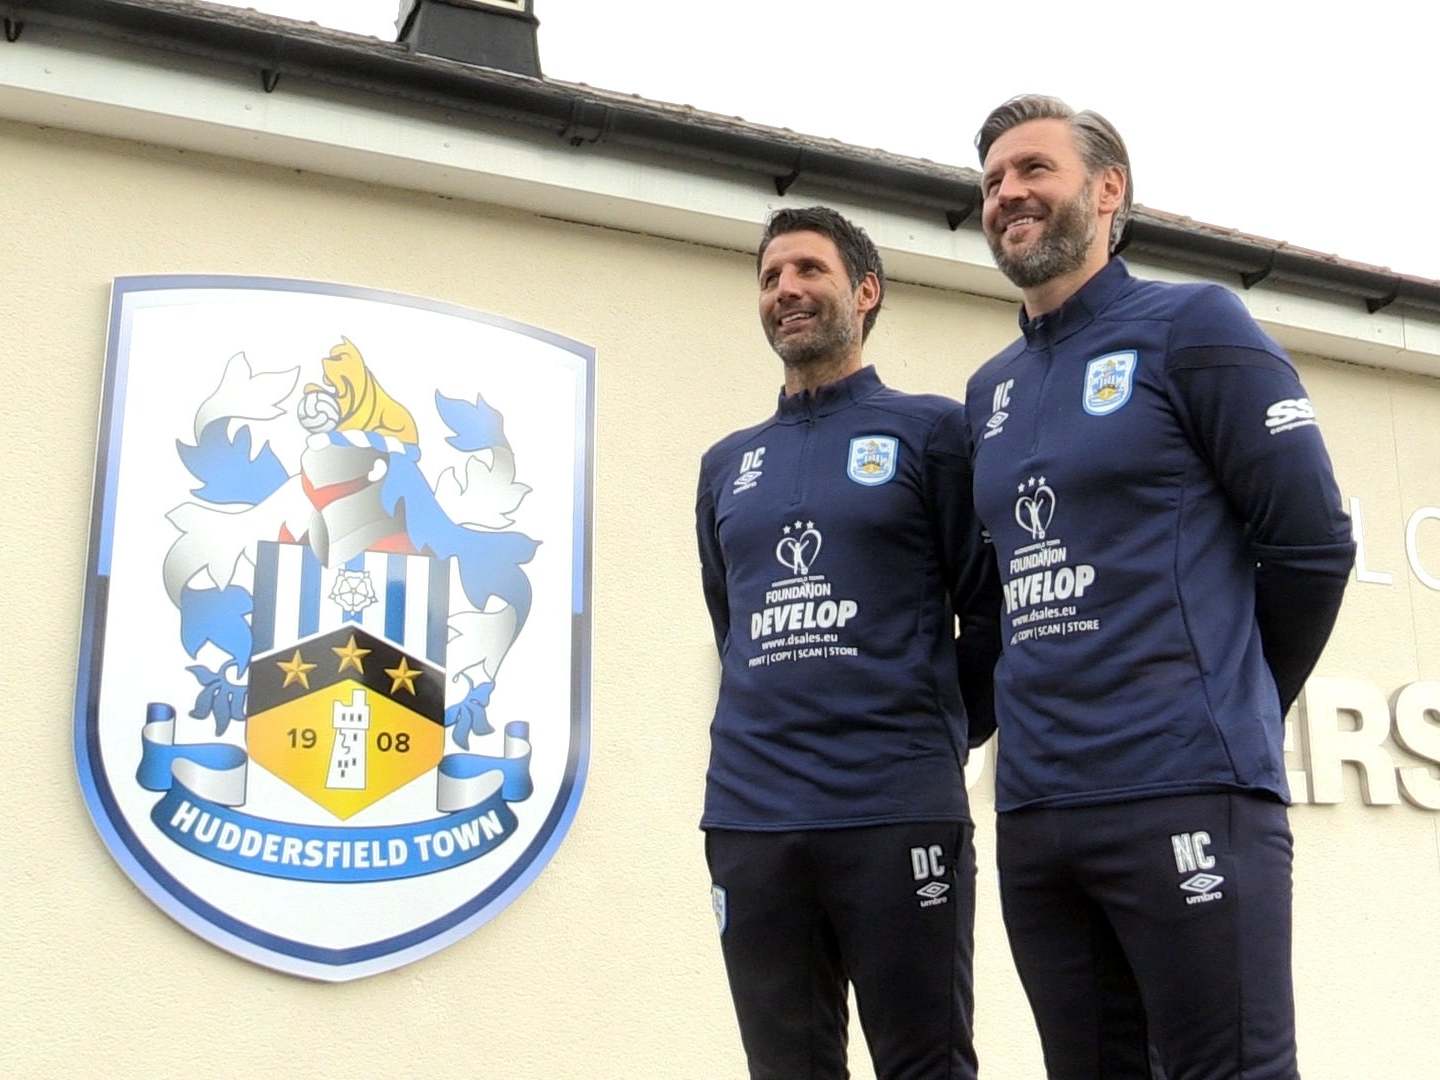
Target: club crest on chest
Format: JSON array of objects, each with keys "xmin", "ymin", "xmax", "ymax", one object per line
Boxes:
[
  {"xmin": 847, "ymin": 435, "xmax": 898, "ymax": 486},
  {"xmin": 1083, "ymin": 351, "xmax": 1138, "ymax": 416}
]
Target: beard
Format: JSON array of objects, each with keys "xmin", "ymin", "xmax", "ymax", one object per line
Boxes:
[
  {"xmin": 988, "ymin": 182, "xmax": 1098, "ymax": 289},
  {"xmin": 765, "ymin": 292, "xmax": 859, "ymax": 368}
]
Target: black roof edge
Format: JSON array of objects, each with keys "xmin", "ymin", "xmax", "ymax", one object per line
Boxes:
[{"xmin": 7, "ymin": 0, "xmax": 1440, "ymax": 318}]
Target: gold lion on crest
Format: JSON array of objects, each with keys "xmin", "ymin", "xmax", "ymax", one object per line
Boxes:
[{"xmin": 304, "ymin": 337, "xmax": 419, "ymax": 444}]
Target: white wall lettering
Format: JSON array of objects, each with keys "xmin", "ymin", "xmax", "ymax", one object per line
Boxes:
[
  {"xmin": 1404, "ymin": 507, "xmax": 1440, "ymax": 591},
  {"xmin": 1392, "ymin": 682, "xmax": 1440, "ymax": 810},
  {"xmin": 1300, "ymin": 678, "xmax": 1401, "ymax": 805},
  {"xmin": 1349, "ymin": 496, "xmax": 1394, "ymax": 585},
  {"xmin": 1350, "ymin": 498, "xmax": 1440, "ymax": 590}
]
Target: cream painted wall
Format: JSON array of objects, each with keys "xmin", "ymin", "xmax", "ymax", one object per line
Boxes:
[{"xmin": 1, "ymin": 119, "xmax": 1436, "ymax": 1079}]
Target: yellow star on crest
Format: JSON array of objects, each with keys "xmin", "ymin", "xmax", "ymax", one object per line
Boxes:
[
  {"xmin": 332, "ymin": 634, "xmax": 371, "ymax": 675},
  {"xmin": 385, "ymin": 656, "xmax": 422, "ymax": 695},
  {"xmin": 277, "ymin": 649, "xmax": 318, "ymax": 690}
]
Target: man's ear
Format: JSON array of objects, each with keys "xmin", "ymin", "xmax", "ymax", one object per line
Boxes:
[
  {"xmin": 1096, "ymin": 164, "xmax": 1126, "ymax": 217},
  {"xmin": 855, "ymin": 271, "xmax": 881, "ymax": 315}
]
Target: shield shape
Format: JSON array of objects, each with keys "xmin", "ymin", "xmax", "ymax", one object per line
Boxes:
[
  {"xmin": 247, "ymin": 628, "xmax": 445, "ymax": 820},
  {"xmin": 247, "ymin": 543, "xmax": 448, "ymax": 817},
  {"xmin": 847, "ymin": 435, "xmax": 899, "ymax": 486},
  {"xmin": 1083, "ymin": 350, "xmax": 1138, "ymax": 416},
  {"xmin": 73, "ymin": 276, "xmax": 594, "ymax": 980}
]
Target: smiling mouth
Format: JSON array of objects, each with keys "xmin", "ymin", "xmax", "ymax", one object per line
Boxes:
[
  {"xmin": 777, "ymin": 311, "xmax": 816, "ymax": 331},
  {"xmin": 1003, "ymin": 215, "xmax": 1042, "ymax": 238}
]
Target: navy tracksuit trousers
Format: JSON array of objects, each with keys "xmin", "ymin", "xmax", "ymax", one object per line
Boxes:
[
  {"xmin": 706, "ymin": 822, "xmax": 978, "ymax": 1080},
  {"xmin": 998, "ymin": 793, "xmax": 1300, "ymax": 1080}
]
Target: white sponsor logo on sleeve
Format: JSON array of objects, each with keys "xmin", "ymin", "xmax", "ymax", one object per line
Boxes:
[{"xmin": 1265, "ymin": 397, "xmax": 1318, "ymax": 435}]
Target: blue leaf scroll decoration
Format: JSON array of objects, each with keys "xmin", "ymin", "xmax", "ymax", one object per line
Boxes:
[
  {"xmin": 176, "ymin": 420, "xmax": 288, "ymax": 506},
  {"xmin": 188, "ymin": 662, "xmax": 248, "ymax": 736},
  {"xmin": 179, "ymin": 585, "xmax": 253, "ymax": 675},
  {"xmin": 445, "ymin": 681, "xmax": 496, "ymax": 748},
  {"xmin": 434, "ymin": 390, "xmax": 508, "ymax": 453},
  {"xmin": 381, "ymin": 454, "xmax": 539, "ymax": 629}
]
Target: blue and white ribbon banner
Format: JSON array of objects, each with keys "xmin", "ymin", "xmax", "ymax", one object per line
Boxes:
[{"xmin": 137, "ymin": 703, "xmax": 533, "ymax": 883}]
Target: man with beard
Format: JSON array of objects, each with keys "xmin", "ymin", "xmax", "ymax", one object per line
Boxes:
[
  {"xmin": 964, "ymin": 96, "xmax": 1355, "ymax": 1079},
  {"xmin": 695, "ymin": 206, "xmax": 1000, "ymax": 1079}
]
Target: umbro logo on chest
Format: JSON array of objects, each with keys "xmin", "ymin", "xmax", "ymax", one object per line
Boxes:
[
  {"xmin": 732, "ymin": 447, "xmax": 766, "ymax": 495},
  {"xmin": 984, "ymin": 378, "xmax": 1013, "ymax": 440}
]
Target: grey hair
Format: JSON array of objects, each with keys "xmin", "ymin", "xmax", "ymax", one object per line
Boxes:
[{"xmin": 975, "ymin": 95, "xmax": 1133, "ymax": 254}]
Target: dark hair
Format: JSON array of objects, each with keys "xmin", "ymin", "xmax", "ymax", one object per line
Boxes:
[
  {"xmin": 975, "ymin": 95, "xmax": 1133, "ymax": 254},
  {"xmin": 757, "ymin": 206, "xmax": 885, "ymax": 339}
]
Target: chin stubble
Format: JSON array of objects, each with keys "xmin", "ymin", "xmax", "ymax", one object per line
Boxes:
[
  {"xmin": 989, "ymin": 183, "xmax": 1098, "ymax": 289},
  {"xmin": 768, "ymin": 299, "xmax": 857, "ymax": 367}
]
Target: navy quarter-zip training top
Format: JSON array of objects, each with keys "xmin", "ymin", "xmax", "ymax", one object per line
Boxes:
[
  {"xmin": 966, "ymin": 259, "xmax": 1355, "ymax": 812},
  {"xmin": 696, "ymin": 366, "xmax": 1000, "ymax": 830}
]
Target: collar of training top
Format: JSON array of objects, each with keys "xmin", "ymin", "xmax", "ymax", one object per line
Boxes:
[
  {"xmin": 773, "ymin": 364, "xmax": 883, "ymax": 422},
  {"xmin": 1019, "ymin": 257, "xmax": 1133, "ymax": 347}
]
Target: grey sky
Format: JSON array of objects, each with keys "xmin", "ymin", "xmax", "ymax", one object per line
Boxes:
[{"xmin": 218, "ymin": 0, "xmax": 1439, "ymax": 280}]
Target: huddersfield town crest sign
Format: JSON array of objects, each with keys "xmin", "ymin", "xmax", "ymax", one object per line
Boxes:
[{"xmin": 74, "ymin": 276, "xmax": 593, "ymax": 980}]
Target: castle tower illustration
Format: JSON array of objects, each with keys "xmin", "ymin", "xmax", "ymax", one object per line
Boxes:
[{"xmin": 326, "ymin": 688, "xmax": 371, "ymax": 790}]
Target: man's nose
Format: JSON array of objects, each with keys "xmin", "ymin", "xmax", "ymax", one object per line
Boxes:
[{"xmin": 996, "ymin": 170, "xmax": 1028, "ymax": 204}]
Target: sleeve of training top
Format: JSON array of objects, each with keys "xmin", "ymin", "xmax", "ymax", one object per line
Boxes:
[
  {"xmin": 695, "ymin": 462, "xmax": 730, "ymax": 657},
  {"xmin": 925, "ymin": 403, "xmax": 1003, "ymax": 747},
  {"xmin": 1165, "ymin": 286, "xmax": 1356, "ymax": 712}
]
